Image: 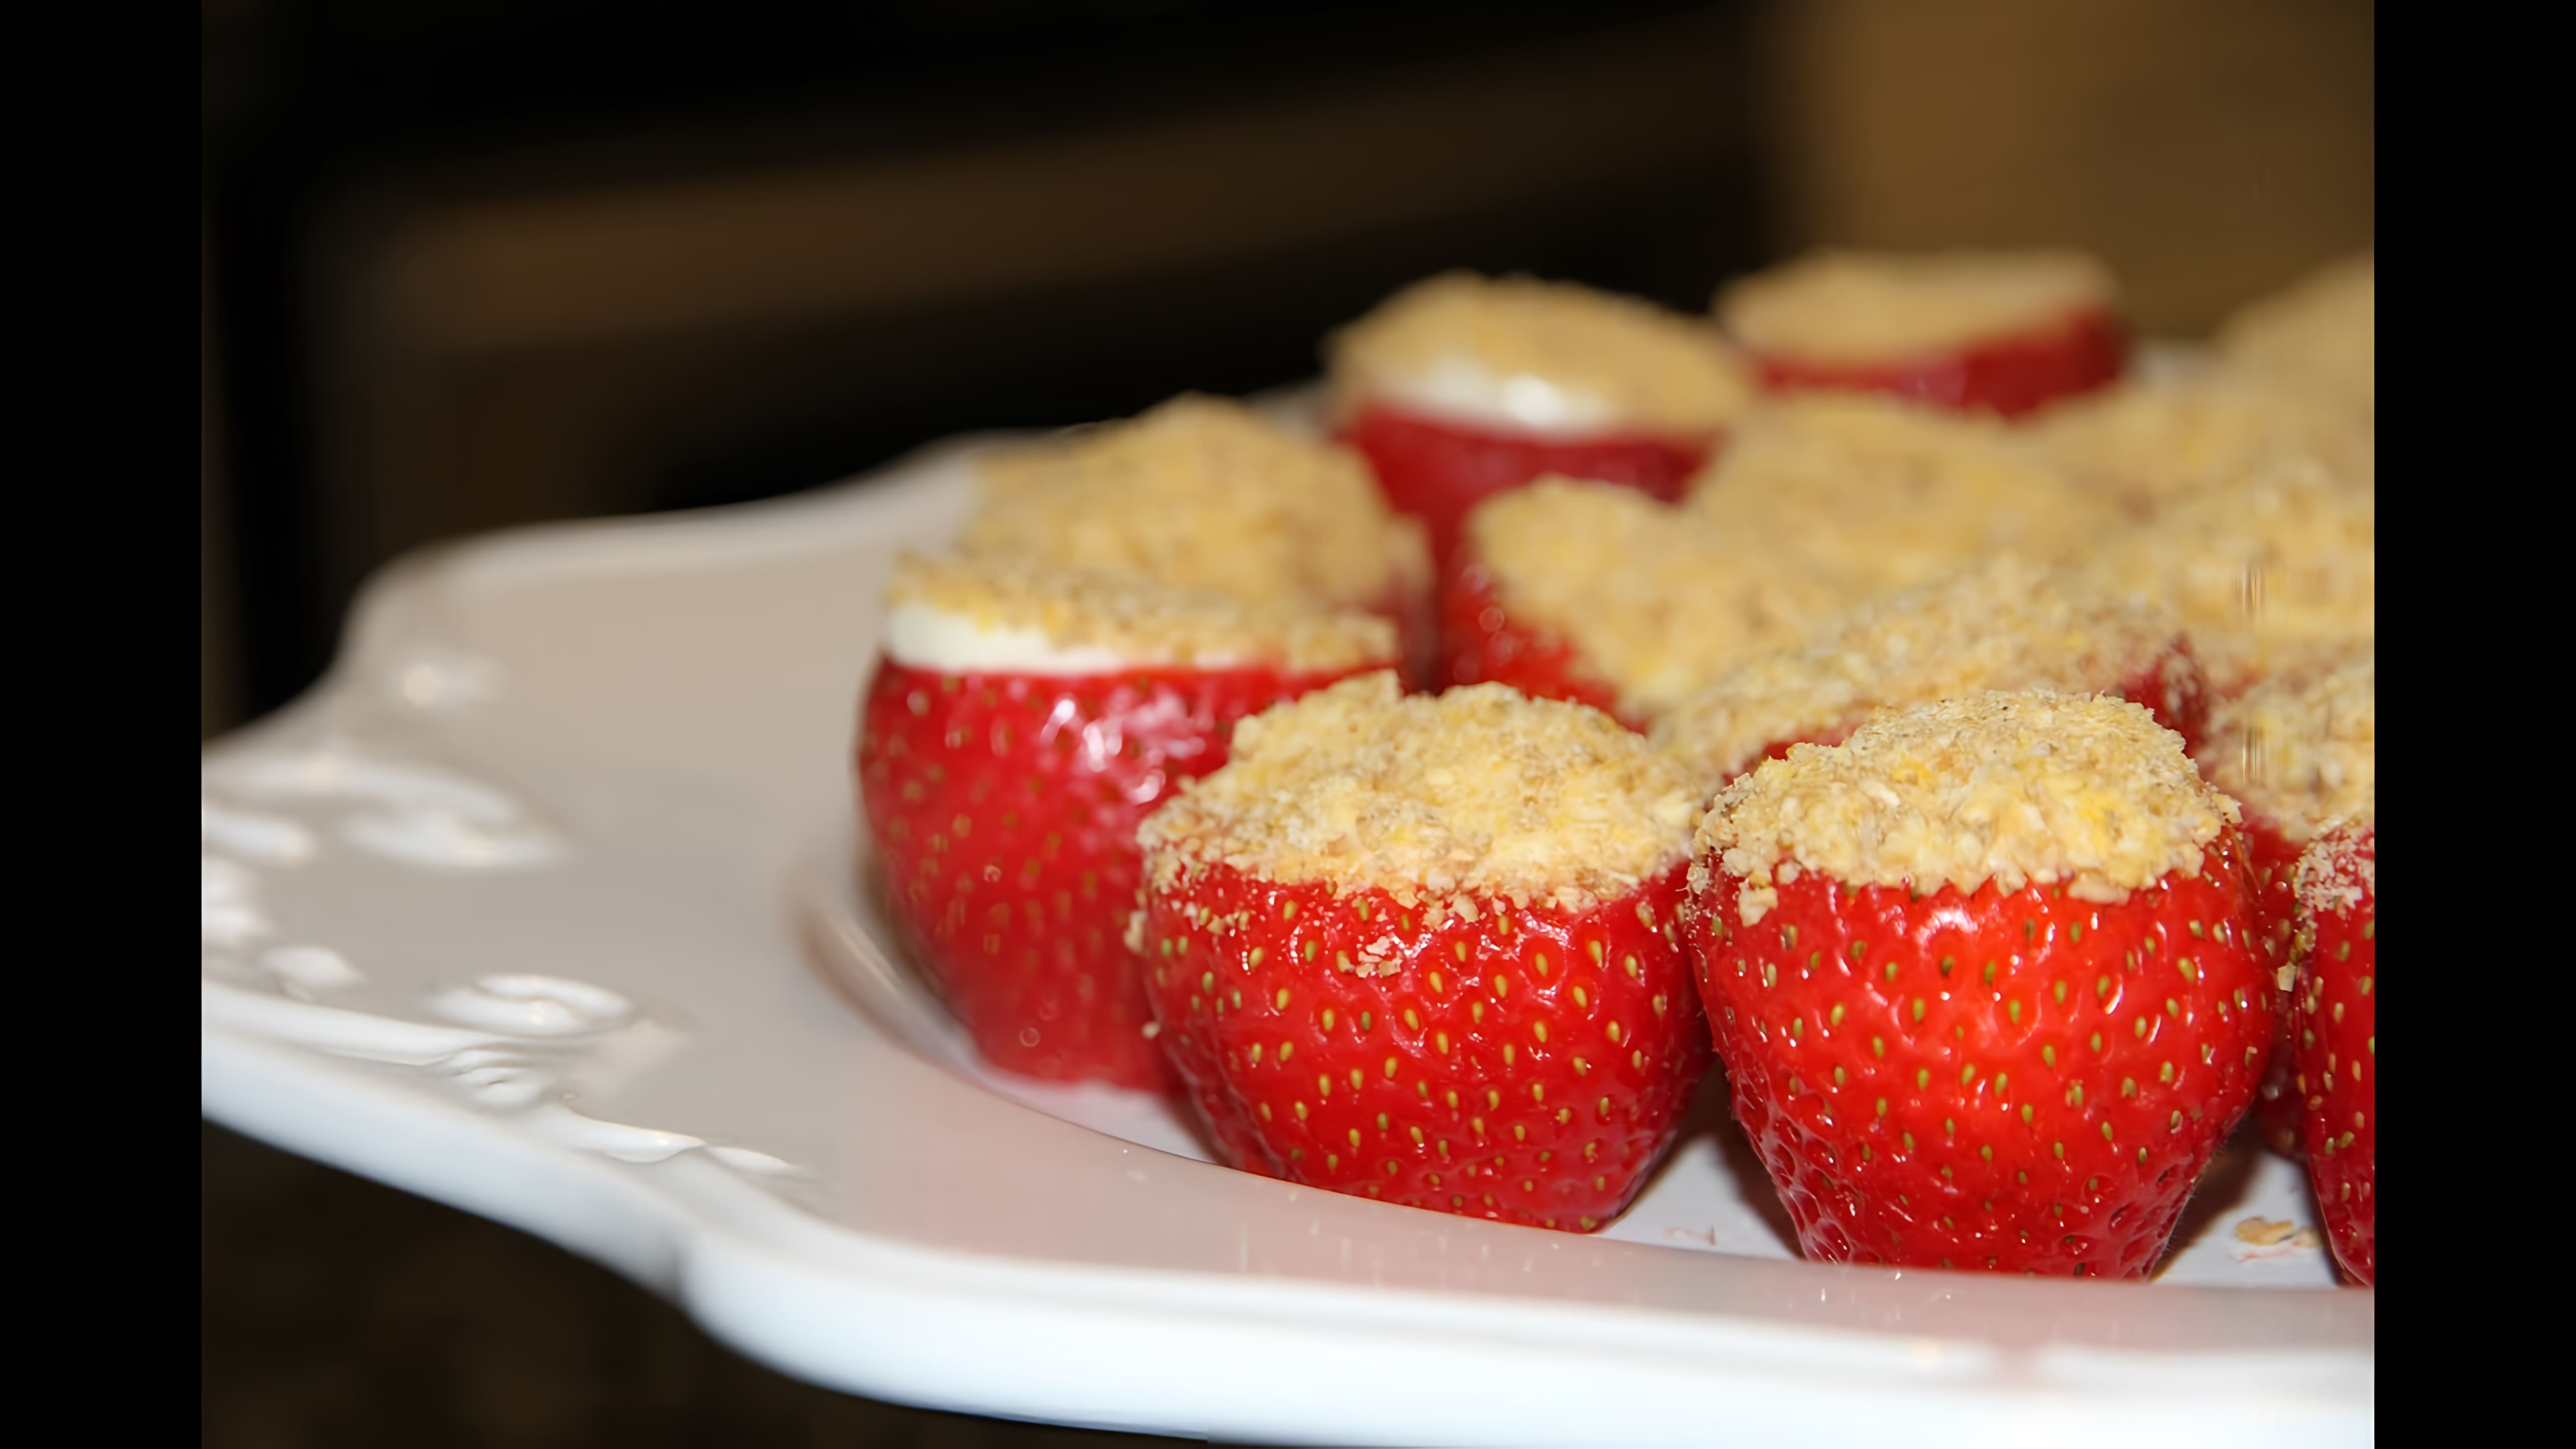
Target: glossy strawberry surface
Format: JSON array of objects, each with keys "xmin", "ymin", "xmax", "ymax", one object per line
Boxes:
[
  {"xmin": 858, "ymin": 660, "xmax": 1365, "ymax": 1088},
  {"xmin": 1685, "ymin": 829, "xmax": 2275, "ymax": 1276},
  {"xmin": 2290, "ymin": 820, "xmax": 2374, "ymax": 1284},
  {"xmin": 1338, "ymin": 404, "xmax": 1712, "ymax": 575},
  {"xmin": 1139, "ymin": 860, "xmax": 1708, "ymax": 1231},
  {"xmin": 1750, "ymin": 307, "xmax": 2126, "ymax": 418},
  {"xmin": 2240, "ymin": 818, "xmax": 2307, "ymax": 1160}
]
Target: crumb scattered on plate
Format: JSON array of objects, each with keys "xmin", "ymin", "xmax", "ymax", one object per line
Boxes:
[{"xmin": 2234, "ymin": 1217, "xmax": 2300, "ymax": 1247}]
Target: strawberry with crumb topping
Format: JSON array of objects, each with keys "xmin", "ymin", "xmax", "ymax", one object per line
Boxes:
[
  {"xmin": 2197, "ymin": 651, "xmax": 2374, "ymax": 1157},
  {"xmin": 1134, "ymin": 674, "xmax": 1711, "ymax": 1230},
  {"xmin": 960, "ymin": 393, "xmax": 1436, "ymax": 686},
  {"xmin": 857, "ymin": 555, "xmax": 1397, "ymax": 1088},
  {"xmin": 1684, "ymin": 693, "xmax": 2273, "ymax": 1276},
  {"xmin": 1328, "ymin": 273, "xmax": 1751, "ymax": 574},
  {"xmin": 1719, "ymin": 250, "xmax": 2126, "ymax": 417},
  {"xmin": 1439, "ymin": 478, "xmax": 1849, "ymax": 727},
  {"xmin": 1653, "ymin": 555, "xmax": 2209, "ymax": 793},
  {"xmin": 2289, "ymin": 815, "xmax": 2374, "ymax": 1284}
]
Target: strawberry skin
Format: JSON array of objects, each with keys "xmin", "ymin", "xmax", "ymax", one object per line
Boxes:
[
  {"xmin": 857, "ymin": 661, "xmax": 1361, "ymax": 1088},
  {"xmin": 1436, "ymin": 550, "xmax": 1627, "ymax": 722},
  {"xmin": 1338, "ymin": 403, "xmax": 1710, "ymax": 575},
  {"xmin": 1685, "ymin": 828, "xmax": 2275, "ymax": 1276},
  {"xmin": 2242, "ymin": 817, "xmax": 2308, "ymax": 1160},
  {"xmin": 1139, "ymin": 861, "xmax": 1708, "ymax": 1231},
  {"xmin": 1750, "ymin": 306, "xmax": 2126, "ymax": 418},
  {"xmin": 2290, "ymin": 820, "xmax": 2374, "ymax": 1284}
]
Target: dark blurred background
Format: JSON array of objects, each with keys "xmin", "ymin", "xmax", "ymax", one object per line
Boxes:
[{"xmin": 200, "ymin": 2, "xmax": 2371, "ymax": 1441}]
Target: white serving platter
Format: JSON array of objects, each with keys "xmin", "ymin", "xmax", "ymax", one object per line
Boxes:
[{"xmin": 201, "ymin": 388, "xmax": 2370, "ymax": 1447}]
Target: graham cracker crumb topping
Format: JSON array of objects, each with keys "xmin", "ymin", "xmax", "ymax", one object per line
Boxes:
[
  {"xmin": 1718, "ymin": 249, "xmax": 2117, "ymax": 365},
  {"xmin": 2295, "ymin": 812, "xmax": 2376, "ymax": 922},
  {"xmin": 2030, "ymin": 371, "xmax": 2375, "ymax": 519},
  {"xmin": 888, "ymin": 553, "xmax": 1397, "ymax": 673},
  {"xmin": 1653, "ymin": 556, "xmax": 2186, "ymax": 788},
  {"xmin": 1466, "ymin": 478, "xmax": 1858, "ymax": 719},
  {"xmin": 2202, "ymin": 650, "xmax": 2375, "ymax": 845},
  {"xmin": 1695, "ymin": 692, "xmax": 2236, "ymax": 925},
  {"xmin": 2217, "ymin": 253, "xmax": 2374, "ymax": 413},
  {"xmin": 1685, "ymin": 394, "xmax": 2113, "ymax": 593},
  {"xmin": 962, "ymin": 393, "xmax": 1426, "ymax": 612},
  {"xmin": 2073, "ymin": 454, "xmax": 2374, "ymax": 694},
  {"xmin": 1328, "ymin": 271, "xmax": 1754, "ymax": 435},
  {"xmin": 1138, "ymin": 672, "xmax": 1698, "ymax": 915}
]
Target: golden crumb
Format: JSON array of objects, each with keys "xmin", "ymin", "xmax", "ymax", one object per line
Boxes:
[
  {"xmin": 2294, "ymin": 810, "xmax": 2376, "ymax": 922},
  {"xmin": 2233, "ymin": 1217, "xmax": 2300, "ymax": 1247},
  {"xmin": 2202, "ymin": 651, "xmax": 2375, "ymax": 845},
  {"xmin": 962, "ymin": 393, "xmax": 1427, "ymax": 613},
  {"xmin": 1466, "ymin": 478, "xmax": 1859, "ymax": 719},
  {"xmin": 1717, "ymin": 249, "xmax": 2118, "ymax": 365},
  {"xmin": 1685, "ymin": 394, "xmax": 2114, "ymax": 593},
  {"xmin": 2029, "ymin": 371, "xmax": 2374, "ymax": 519},
  {"xmin": 1326, "ymin": 271, "xmax": 1754, "ymax": 436},
  {"xmin": 1138, "ymin": 673, "xmax": 1699, "ymax": 916},
  {"xmin": 887, "ymin": 553, "xmax": 1397, "ymax": 673},
  {"xmin": 1696, "ymin": 692, "xmax": 2237, "ymax": 925},
  {"xmin": 1653, "ymin": 556, "xmax": 2188, "ymax": 789},
  {"xmin": 2217, "ymin": 253, "xmax": 2374, "ymax": 413},
  {"xmin": 2075, "ymin": 455, "xmax": 2373, "ymax": 694}
]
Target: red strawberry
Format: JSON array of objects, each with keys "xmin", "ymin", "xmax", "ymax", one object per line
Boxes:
[
  {"xmin": 2242, "ymin": 820, "xmax": 2309, "ymax": 1159},
  {"xmin": 1684, "ymin": 693, "xmax": 2275, "ymax": 1276},
  {"xmin": 2288, "ymin": 817, "xmax": 2374, "ymax": 1284},
  {"xmin": 1652, "ymin": 555, "xmax": 2210, "ymax": 795},
  {"xmin": 2195, "ymin": 652, "xmax": 2375, "ymax": 1160},
  {"xmin": 1437, "ymin": 549, "xmax": 1625, "ymax": 721},
  {"xmin": 1133, "ymin": 674, "xmax": 1711, "ymax": 1230},
  {"xmin": 856, "ymin": 557, "xmax": 1394, "ymax": 1088},
  {"xmin": 1339, "ymin": 403, "xmax": 1709, "ymax": 576},
  {"xmin": 1325, "ymin": 273, "xmax": 1744, "ymax": 578},
  {"xmin": 1745, "ymin": 308, "xmax": 2126, "ymax": 419},
  {"xmin": 1718, "ymin": 253, "xmax": 2126, "ymax": 418},
  {"xmin": 1435, "ymin": 478, "xmax": 1846, "ymax": 735}
]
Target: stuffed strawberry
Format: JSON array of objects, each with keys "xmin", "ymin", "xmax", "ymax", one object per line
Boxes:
[
  {"xmin": 959, "ymin": 392, "xmax": 1436, "ymax": 687},
  {"xmin": 1326, "ymin": 272, "xmax": 1750, "ymax": 574},
  {"xmin": 2196, "ymin": 650, "xmax": 2375, "ymax": 1158},
  {"xmin": 857, "ymin": 554, "xmax": 1397, "ymax": 1088},
  {"xmin": 2289, "ymin": 815, "xmax": 2374, "ymax": 1285},
  {"xmin": 1437, "ymin": 478, "xmax": 1846, "ymax": 728},
  {"xmin": 1685, "ymin": 693, "xmax": 2274, "ymax": 1277},
  {"xmin": 1134, "ymin": 673, "xmax": 1710, "ymax": 1231},
  {"xmin": 1718, "ymin": 250, "xmax": 2126, "ymax": 417},
  {"xmin": 1653, "ymin": 554, "xmax": 2210, "ymax": 793},
  {"xmin": 1683, "ymin": 394, "xmax": 2116, "ymax": 608}
]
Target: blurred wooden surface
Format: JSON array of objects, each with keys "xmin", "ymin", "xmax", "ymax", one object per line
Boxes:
[
  {"xmin": 201, "ymin": 1121, "xmax": 1202, "ymax": 1447},
  {"xmin": 1756, "ymin": 0, "xmax": 2373, "ymax": 336}
]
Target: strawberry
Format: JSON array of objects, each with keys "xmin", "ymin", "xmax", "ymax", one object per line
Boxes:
[
  {"xmin": 1133, "ymin": 674, "xmax": 1711, "ymax": 1230},
  {"xmin": 1651, "ymin": 555, "xmax": 2213, "ymax": 795},
  {"xmin": 1339, "ymin": 403, "xmax": 1708, "ymax": 575},
  {"xmin": 1745, "ymin": 308, "xmax": 2126, "ymax": 419},
  {"xmin": 1325, "ymin": 273, "xmax": 1747, "ymax": 577},
  {"xmin": 1436, "ymin": 548, "xmax": 1625, "ymax": 721},
  {"xmin": 1684, "ymin": 693, "xmax": 2275, "ymax": 1276},
  {"xmin": 1718, "ymin": 251, "xmax": 2126, "ymax": 418},
  {"xmin": 2288, "ymin": 816, "xmax": 2374, "ymax": 1284},
  {"xmin": 856, "ymin": 556, "xmax": 1395, "ymax": 1088},
  {"xmin": 1435, "ymin": 478, "xmax": 1846, "ymax": 732},
  {"xmin": 2243, "ymin": 820, "xmax": 2310, "ymax": 1159},
  {"xmin": 2195, "ymin": 651, "xmax": 2375, "ymax": 1159}
]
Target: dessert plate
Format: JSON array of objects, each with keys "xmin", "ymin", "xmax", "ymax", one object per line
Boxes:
[{"xmin": 201, "ymin": 385, "xmax": 2369, "ymax": 1448}]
